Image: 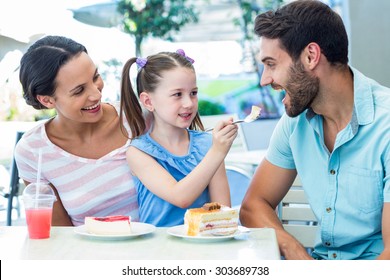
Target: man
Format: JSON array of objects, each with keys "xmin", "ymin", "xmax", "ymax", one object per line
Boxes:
[{"xmin": 240, "ymin": 0, "xmax": 390, "ymax": 260}]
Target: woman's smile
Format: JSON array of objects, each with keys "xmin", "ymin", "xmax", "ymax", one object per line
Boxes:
[{"xmin": 81, "ymin": 101, "xmax": 101, "ymax": 113}]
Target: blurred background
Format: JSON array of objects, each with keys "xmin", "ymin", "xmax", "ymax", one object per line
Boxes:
[
  {"xmin": 1, "ymin": 0, "xmax": 389, "ymax": 124},
  {"xmin": 1, "ymin": 0, "xmax": 390, "ymax": 221},
  {"xmin": 4, "ymin": 0, "xmax": 390, "ymax": 122}
]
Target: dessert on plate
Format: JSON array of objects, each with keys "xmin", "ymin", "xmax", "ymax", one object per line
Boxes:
[
  {"xmin": 84, "ymin": 215, "xmax": 132, "ymax": 235},
  {"xmin": 184, "ymin": 202, "xmax": 239, "ymax": 236}
]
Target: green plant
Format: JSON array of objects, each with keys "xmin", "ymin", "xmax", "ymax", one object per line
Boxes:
[
  {"xmin": 198, "ymin": 79, "xmax": 253, "ymax": 98},
  {"xmin": 198, "ymin": 99, "xmax": 225, "ymax": 116},
  {"xmin": 6, "ymin": 107, "xmax": 18, "ymax": 121},
  {"xmin": 117, "ymin": 0, "xmax": 199, "ymax": 56},
  {"xmin": 34, "ymin": 109, "xmax": 56, "ymax": 121}
]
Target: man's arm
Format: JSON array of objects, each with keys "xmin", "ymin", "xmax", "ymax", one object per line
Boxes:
[
  {"xmin": 239, "ymin": 159, "xmax": 313, "ymax": 259},
  {"xmin": 377, "ymin": 202, "xmax": 390, "ymax": 259}
]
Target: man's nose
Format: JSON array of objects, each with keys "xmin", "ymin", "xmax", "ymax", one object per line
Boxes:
[{"xmin": 260, "ymin": 73, "xmax": 273, "ymax": 87}]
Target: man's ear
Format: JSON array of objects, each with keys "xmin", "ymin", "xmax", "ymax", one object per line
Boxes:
[
  {"xmin": 139, "ymin": 92, "xmax": 154, "ymax": 112},
  {"xmin": 304, "ymin": 42, "xmax": 321, "ymax": 70},
  {"xmin": 36, "ymin": 95, "xmax": 56, "ymax": 109}
]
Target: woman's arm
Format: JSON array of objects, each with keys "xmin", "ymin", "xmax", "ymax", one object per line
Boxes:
[
  {"xmin": 127, "ymin": 120, "xmax": 237, "ymax": 208},
  {"xmin": 51, "ymin": 184, "xmax": 73, "ymax": 226},
  {"xmin": 23, "ymin": 180, "xmax": 73, "ymax": 226}
]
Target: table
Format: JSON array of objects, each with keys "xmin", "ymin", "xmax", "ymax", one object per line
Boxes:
[{"xmin": 0, "ymin": 226, "xmax": 280, "ymax": 260}]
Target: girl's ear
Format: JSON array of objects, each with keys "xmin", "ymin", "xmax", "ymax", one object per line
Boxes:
[
  {"xmin": 36, "ymin": 95, "xmax": 56, "ymax": 109},
  {"xmin": 139, "ymin": 92, "xmax": 154, "ymax": 112}
]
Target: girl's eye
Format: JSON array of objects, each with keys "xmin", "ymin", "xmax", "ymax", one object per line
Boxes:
[
  {"xmin": 173, "ymin": 92, "xmax": 182, "ymax": 97},
  {"xmin": 191, "ymin": 91, "xmax": 198, "ymax": 96}
]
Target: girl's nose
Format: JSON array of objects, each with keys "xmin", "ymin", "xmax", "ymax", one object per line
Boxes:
[{"xmin": 182, "ymin": 95, "xmax": 195, "ymax": 108}]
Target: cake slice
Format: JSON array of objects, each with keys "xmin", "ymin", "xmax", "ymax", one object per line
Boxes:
[
  {"xmin": 248, "ymin": 105, "xmax": 261, "ymax": 120},
  {"xmin": 85, "ymin": 215, "xmax": 132, "ymax": 235},
  {"xmin": 184, "ymin": 202, "xmax": 239, "ymax": 236}
]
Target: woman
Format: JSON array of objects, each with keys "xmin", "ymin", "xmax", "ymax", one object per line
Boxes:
[{"xmin": 15, "ymin": 35, "xmax": 138, "ymax": 226}]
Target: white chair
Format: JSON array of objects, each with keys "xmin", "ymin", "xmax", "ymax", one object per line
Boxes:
[{"xmin": 278, "ymin": 177, "xmax": 318, "ymax": 249}]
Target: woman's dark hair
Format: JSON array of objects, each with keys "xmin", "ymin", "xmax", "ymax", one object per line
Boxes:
[
  {"xmin": 19, "ymin": 35, "xmax": 88, "ymax": 109},
  {"xmin": 254, "ymin": 0, "xmax": 349, "ymax": 65},
  {"xmin": 120, "ymin": 51, "xmax": 204, "ymax": 138}
]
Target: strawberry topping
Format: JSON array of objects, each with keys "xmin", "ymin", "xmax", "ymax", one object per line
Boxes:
[{"xmin": 93, "ymin": 216, "xmax": 130, "ymax": 222}]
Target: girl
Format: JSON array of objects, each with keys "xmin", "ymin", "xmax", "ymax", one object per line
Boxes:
[{"xmin": 119, "ymin": 50, "xmax": 238, "ymax": 226}]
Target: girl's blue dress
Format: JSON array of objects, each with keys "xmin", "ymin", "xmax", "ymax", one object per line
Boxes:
[{"xmin": 130, "ymin": 129, "xmax": 212, "ymax": 226}]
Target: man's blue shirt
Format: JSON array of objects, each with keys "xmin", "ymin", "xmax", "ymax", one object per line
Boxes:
[{"xmin": 267, "ymin": 67, "xmax": 390, "ymax": 259}]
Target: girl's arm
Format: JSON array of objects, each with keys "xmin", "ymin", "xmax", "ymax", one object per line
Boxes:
[
  {"xmin": 127, "ymin": 120, "xmax": 237, "ymax": 208},
  {"xmin": 208, "ymin": 162, "xmax": 231, "ymax": 207}
]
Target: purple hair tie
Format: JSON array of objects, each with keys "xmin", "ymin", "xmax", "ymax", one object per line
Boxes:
[
  {"xmin": 176, "ymin": 49, "xmax": 195, "ymax": 64},
  {"xmin": 136, "ymin": 57, "xmax": 147, "ymax": 68}
]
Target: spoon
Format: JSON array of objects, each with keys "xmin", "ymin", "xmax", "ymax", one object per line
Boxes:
[{"xmin": 205, "ymin": 105, "xmax": 261, "ymax": 132}]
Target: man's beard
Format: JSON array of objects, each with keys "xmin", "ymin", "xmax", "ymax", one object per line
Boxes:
[{"xmin": 284, "ymin": 60, "xmax": 320, "ymax": 117}]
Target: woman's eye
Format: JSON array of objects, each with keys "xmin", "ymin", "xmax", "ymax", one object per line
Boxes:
[
  {"xmin": 93, "ymin": 73, "xmax": 101, "ymax": 81},
  {"xmin": 73, "ymin": 87, "xmax": 84, "ymax": 96}
]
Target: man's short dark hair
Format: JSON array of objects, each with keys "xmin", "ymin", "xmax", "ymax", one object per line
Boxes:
[{"xmin": 254, "ymin": 0, "xmax": 348, "ymax": 65}]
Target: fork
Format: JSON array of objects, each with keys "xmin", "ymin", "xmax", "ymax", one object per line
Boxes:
[{"xmin": 205, "ymin": 106, "xmax": 261, "ymax": 132}]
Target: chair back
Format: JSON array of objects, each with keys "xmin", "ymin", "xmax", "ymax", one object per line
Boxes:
[
  {"xmin": 225, "ymin": 165, "xmax": 252, "ymax": 209},
  {"xmin": 278, "ymin": 177, "xmax": 318, "ymax": 248},
  {"xmin": 240, "ymin": 118, "xmax": 279, "ymax": 150},
  {"xmin": 6, "ymin": 131, "xmax": 24, "ymax": 226}
]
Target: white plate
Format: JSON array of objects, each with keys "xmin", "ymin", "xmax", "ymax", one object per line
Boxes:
[
  {"xmin": 74, "ymin": 222, "xmax": 156, "ymax": 241},
  {"xmin": 167, "ymin": 225, "xmax": 249, "ymax": 242}
]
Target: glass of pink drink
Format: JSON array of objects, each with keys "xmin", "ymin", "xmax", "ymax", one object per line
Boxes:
[
  {"xmin": 25, "ymin": 208, "xmax": 53, "ymax": 239},
  {"xmin": 22, "ymin": 183, "xmax": 56, "ymax": 239}
]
